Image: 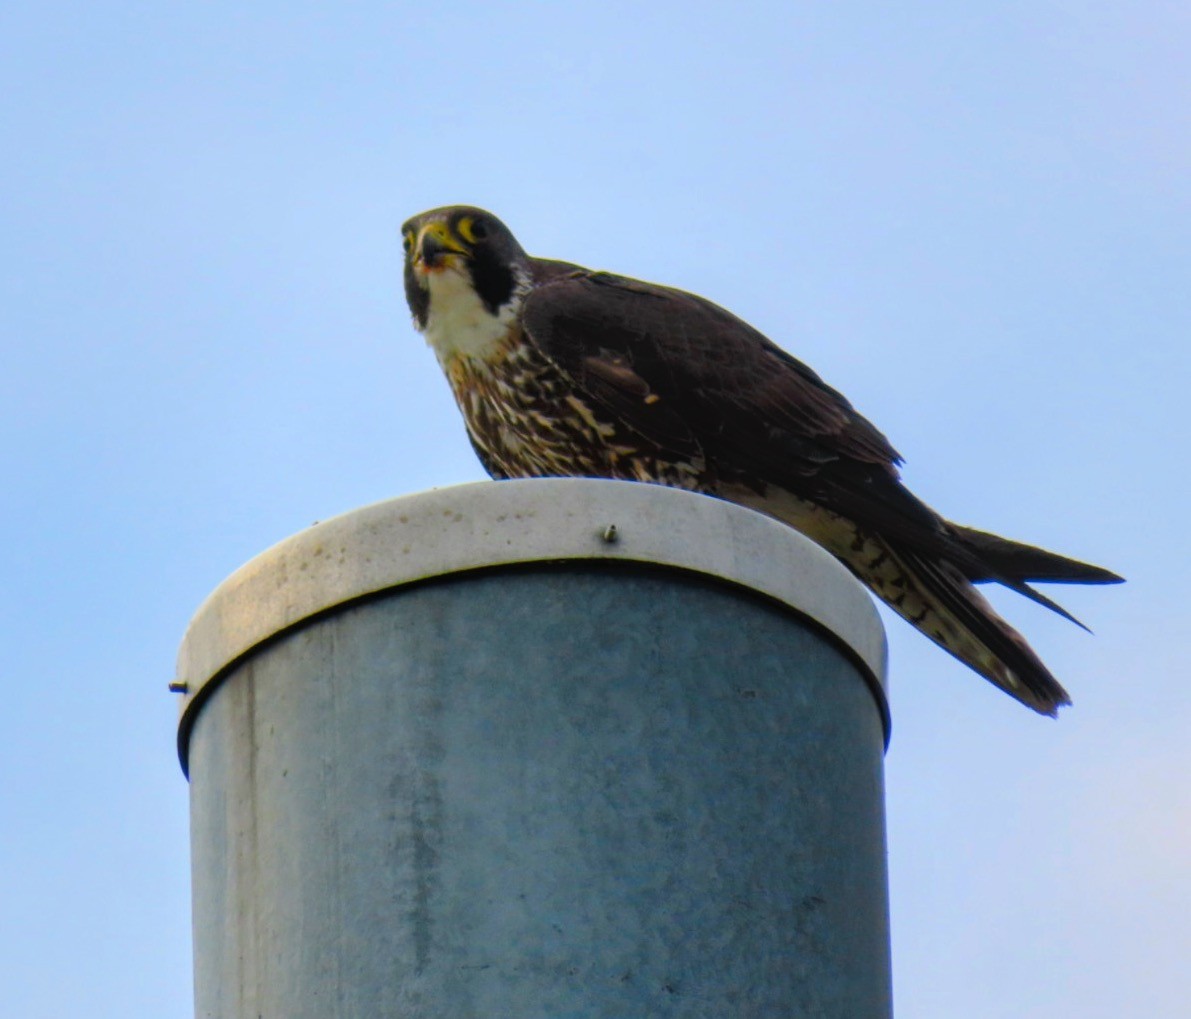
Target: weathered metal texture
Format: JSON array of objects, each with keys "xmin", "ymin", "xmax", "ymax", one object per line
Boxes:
[{"xmin": 182, "ymin": 480, "xmax": 892, "ymax": 1018}]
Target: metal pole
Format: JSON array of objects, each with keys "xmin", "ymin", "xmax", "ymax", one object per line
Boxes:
[{"xmin": 177, "ymin": 479, "xmax": 891, "ymax": 1018}]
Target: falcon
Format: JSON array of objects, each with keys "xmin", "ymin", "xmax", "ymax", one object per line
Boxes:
[{"xmin": 401, "ymin": 204, "xmax": 1121, "ymax": 714}]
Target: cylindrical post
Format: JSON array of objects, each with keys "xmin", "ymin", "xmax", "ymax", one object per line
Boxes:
[{"xmin": 177, "ymin": 479, "xmax": 891, "ymax": 1018}]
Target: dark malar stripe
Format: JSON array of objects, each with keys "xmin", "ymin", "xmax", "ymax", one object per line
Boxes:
[
  {"xmin": 468, "ymin": 249, "xmax": 517, "ymax": 315},
  {"xmin": 403, "ymin": 260, "xmax": 430, "ymax": 328}
]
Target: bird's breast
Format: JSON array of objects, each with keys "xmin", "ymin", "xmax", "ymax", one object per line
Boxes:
[{"xmin": 443, "ymin": 341, "xmax": 706, "ymax": 489}]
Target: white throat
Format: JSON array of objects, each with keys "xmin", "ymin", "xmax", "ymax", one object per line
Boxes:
[{"xmin": 420, "ymin": 267, "xmax": 526, "ymax": 365}]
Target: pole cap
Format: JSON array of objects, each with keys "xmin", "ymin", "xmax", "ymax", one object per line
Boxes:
[{"xmin": 175, "ymin": 479, "xmax": 889, "ymax": 770}]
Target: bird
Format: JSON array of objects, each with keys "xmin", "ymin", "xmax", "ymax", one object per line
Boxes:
[{"xmin": 400, "ymin": 204, "xmax": 1121, "ymax": 715}]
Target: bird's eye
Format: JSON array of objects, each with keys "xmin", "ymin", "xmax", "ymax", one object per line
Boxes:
[
  {"xmin": 457, "ymin": 216, "xmax": 488, "ymax": 244},
  {"xmin": 402, "ymin": 231, "xmax": 414, "ymax": 254}
]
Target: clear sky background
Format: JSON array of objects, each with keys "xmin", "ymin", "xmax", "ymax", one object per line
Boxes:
[{"xmin": 2, "ymin": 3, "xmax": 1188, "ymax": 1016}]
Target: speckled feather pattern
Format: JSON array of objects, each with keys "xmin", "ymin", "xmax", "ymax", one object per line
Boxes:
[{"xmin": 445, "ymin": 330, "xmax": 706, "ymax": 489}]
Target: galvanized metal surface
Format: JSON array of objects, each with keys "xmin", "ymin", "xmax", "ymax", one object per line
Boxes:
[
  {"xmin": 188, "ymin": 565, "xmax": 892, "ymax": 1019},
  {"xmin": 176, "ymin": 478, "xmax": 889, "ymax": 768}
]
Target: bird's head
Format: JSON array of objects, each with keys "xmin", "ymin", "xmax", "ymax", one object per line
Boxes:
[{"xmin": 401, "ymin": 206, "xmax": 530, "ymax": 361}]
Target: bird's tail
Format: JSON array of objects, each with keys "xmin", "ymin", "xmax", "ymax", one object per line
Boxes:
[
  {"xmin": 848, "ymin": 533, "xmax": 1074, "ymax": 714},
  {"xmin": 728, "ymin": 487, "xmax": 1116, "ymax": 713},
  {"xmin": 886, "ymin": 545, "xmax": 1071, "ymax": 714}
]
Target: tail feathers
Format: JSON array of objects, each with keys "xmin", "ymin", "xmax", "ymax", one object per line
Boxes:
[
  {"xmin": 952, "ymin": 525, "xmax": 1124, "ymax": 586},
  {"xmin": 739, "ymin": 489, "xmax": 1105, "ymax": 713},
  {"xmin": 882, "ymin": 546, "xmax": 1073, "ymax": 715}
]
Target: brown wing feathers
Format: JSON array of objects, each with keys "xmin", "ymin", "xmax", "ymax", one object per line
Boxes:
[{"xmin": 522, "ymin": 271, "xmax": 901, "ymax": 482}]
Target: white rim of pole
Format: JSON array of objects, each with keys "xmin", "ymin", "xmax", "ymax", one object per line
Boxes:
[{"xmin": 175, "ymin": 479, "xmax": 889, "ymax": 771}]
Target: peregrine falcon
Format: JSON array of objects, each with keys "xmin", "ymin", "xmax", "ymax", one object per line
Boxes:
[{"xmin": 401, "ymin": 204, "xmax": 1121, "ymax": 715}]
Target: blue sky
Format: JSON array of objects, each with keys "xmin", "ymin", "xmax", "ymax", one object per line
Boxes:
[{"xmin": 1, "ymin": 2, "xmax": 1188, "ymax": 1015}]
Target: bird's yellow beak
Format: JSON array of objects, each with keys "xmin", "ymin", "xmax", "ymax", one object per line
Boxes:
[{"xmin": 415, "ymin": 221, "xmax": 468, "ymax": 273}]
